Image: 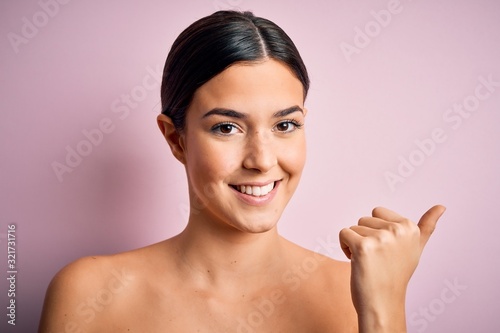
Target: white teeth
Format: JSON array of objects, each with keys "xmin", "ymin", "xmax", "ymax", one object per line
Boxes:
[
  {"xmin": 236, "ymin": 182, "xmax": 275, "ymax": 197},
  {"xmin": 253, "ymin": 186, "xmax": 261, "ymax": 196}
]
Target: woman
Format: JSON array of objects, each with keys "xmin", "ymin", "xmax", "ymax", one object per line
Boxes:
[{"xmin": 39, "ymin": 10, "xmax": 445, "ymax": 332}]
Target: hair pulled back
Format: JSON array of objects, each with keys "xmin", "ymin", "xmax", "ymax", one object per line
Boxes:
[{"xmin": 161, "ymin": 10, "xmax": 310, "ymax": 131}]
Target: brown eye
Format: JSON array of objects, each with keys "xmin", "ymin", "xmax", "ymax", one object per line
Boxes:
[
  {"xmin": 276, "ymin": 122, "xmax": 290, "ymax": 132},
  {"xmin": 219, "ymin": 124, "xmax": 234, "ymax": 134},
  {"xmin": 274, "ymin": 120, "xmax": 302, "ymax": 133},
  {"xmin": 211, "ymin": 122, "xmax": 238, "ymax": 135}
]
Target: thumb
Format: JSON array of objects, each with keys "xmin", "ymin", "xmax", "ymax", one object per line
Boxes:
[{"xmin": 418, "ymin": 205, "xmax": 446, "ymax": 249}]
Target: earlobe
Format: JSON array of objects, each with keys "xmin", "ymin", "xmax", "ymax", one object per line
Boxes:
[{"xmin": 157, "ymin": 114, "xmax": 186, "ymax": 164}]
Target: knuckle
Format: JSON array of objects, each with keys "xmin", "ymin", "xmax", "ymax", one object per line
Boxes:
[
  {"xmin": 387, "ymin": 222, "xmax": 403, "ymax": 236},
  {"xmin": 376, "ymin": 230, "xmax": 392, "ymax": 244},
  {"xmin": 399, "ymin": 219, "xmax": 417, "ymax": 234},
  {"xmin": 358, "ymin": 238, "xmax": 376, "ymax": 254},
  {"xmin": 339, "ymin": 227, "xmax": 350, "ymax": 239},
  {"xmin": 401, "ymin": 218, "xmax": 413, "ymax": 226}
]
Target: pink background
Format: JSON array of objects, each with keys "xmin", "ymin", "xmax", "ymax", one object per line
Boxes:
[{"xmin": 1, "ymin": 0, "xmax": 499, "ymax": 332}]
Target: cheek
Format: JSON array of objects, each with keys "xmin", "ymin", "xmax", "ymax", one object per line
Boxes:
[
  {"xmin": 280, "ymin": 137, "xmax": 307, "ymax": 176},
  {"xmin": 186, "ymin": 137, "xmax": 240, "ymax": 186}
]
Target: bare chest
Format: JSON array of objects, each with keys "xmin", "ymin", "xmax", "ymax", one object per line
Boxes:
[{"xmin": 98, "ymin": 286, "xmax": 328, "ymax": 333}]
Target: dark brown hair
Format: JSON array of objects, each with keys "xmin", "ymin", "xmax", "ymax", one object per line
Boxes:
[{"xmin": 161, "ymin": 10, "xmax": 310, "ymax": 131}]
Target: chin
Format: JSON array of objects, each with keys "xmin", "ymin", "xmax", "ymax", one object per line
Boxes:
[{"xmin": 230, "ymin": 216, "xmax": 280, "ymax": 234}]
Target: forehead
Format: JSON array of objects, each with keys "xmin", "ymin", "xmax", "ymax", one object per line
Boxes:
[{"xmin": 190, "ymin": 59, "xmax": 304, "ymax": 114}]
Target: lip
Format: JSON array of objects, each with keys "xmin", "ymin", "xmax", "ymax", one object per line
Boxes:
[{"xmin": 229, "ymin": 180, "xmax": 280, "ymax": 206}]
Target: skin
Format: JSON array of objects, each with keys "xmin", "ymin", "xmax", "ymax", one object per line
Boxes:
[{"xmin": 38, "ymin": 59, "xmax": 445, "ymax": 333}]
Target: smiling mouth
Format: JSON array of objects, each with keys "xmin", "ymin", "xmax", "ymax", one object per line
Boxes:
[{"xmin": 230, "ymin": 182, "xmax": 276, "ymax": 197}]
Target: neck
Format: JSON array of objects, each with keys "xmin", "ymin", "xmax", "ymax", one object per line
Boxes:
[{"xmin": 173, "ymin": 214, "xmax": 285, "ymax": 291}]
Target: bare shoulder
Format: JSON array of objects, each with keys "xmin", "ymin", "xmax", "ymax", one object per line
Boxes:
[
  {"xmin": 38, "ymin": 241, "xmax": 169, "ymax": 333},
  {"xmin": 279, "ymin": 238, "xmax": 358, "ymax": 332},
  {"xmin": 279, "ymin": 236, "xmax": 351, "ymax": 284}
]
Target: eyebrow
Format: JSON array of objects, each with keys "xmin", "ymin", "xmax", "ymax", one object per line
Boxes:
[{"xmin": 202, "ymin": 105, "xmax": 303, "ymax": 119}]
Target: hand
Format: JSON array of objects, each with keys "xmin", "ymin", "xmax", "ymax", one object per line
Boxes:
[{"xmin": 339, "ymin": 205, "xmax": 446, "ymax": 332}]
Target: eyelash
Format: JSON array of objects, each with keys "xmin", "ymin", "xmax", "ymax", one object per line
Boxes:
[
  {"xmin": 211, "ymin": 122, "xmax": 240, "ymax": 135},
  {"xmin": 274, "ymin": 119, "xmax": 304, "ymax": 133},
  {"xmin": 210, "ymin": 119, "xmax": 304, "ymax": 136}
]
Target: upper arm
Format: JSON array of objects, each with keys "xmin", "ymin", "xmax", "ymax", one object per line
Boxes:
[
  {"xmin": 38, "ymin": 257, "xmax": 105, "ymax": 333},
  {"xmin": 318, "ymin": 259, "xmax": 358, "ymax": 332},
  {"xmin": 335, "ymin": 261, "xmax": 358, "ymax": 332}
]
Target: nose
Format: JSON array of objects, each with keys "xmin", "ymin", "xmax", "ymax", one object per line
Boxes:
[{"xmin": 242, "ymin": 131, "xmax": 277, "ymax": 173}]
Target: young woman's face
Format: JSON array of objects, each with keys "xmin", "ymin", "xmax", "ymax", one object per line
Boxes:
[{"xmin": 180, "ymin": 59, "xmax": 306, "ymax": 233}]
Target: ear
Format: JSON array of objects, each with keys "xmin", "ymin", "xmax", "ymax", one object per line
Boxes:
[{"xmin": 157, "ymin": 114, "xmax": 186, "ymax": 164}]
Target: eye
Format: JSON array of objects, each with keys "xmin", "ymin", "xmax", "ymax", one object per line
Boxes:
[
  {"xmin": 211, "ymin": 122, "xmax": 240, "ymax": 135},
  {"xmin": 274, "ymin": 120, "xmax": 303, "ymax": 133}
]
